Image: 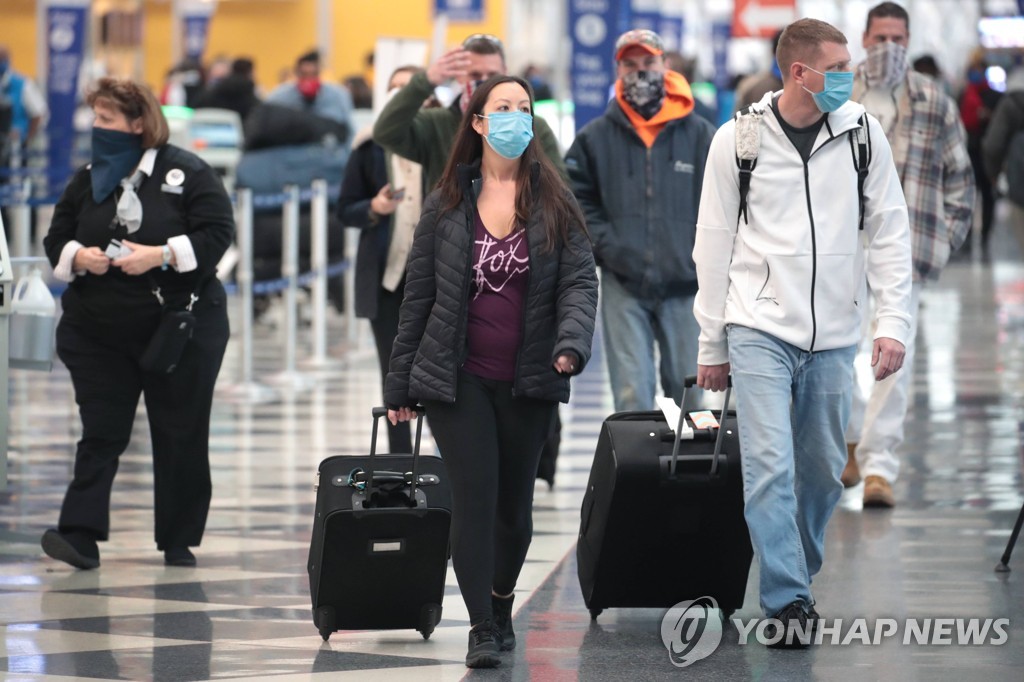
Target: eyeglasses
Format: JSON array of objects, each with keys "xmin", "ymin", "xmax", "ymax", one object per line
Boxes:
[{"xmin": 462, "ymin": 33, "xmax": 504, "ymax": 50}]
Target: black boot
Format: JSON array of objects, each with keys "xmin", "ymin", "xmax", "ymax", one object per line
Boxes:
[
  {"xmin": 466, "ymin": 620, "xmax": 501, "ymax": 668},
  {"xmin": 492, "ymin": 593, "xmax": 516, "ymax": 651}
]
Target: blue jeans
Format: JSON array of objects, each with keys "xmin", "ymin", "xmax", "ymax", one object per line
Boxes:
[
  {"xmin": 600, "ymin": 272, "xmax": 702, "ymax": 412},
  {"xmin": 727, "ymin": 325, "xmax": 856, "ymax": 616}
]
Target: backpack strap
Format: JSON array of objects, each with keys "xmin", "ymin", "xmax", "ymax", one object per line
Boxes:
[
  {"xmin": 734, "ymin": 105, "xmax": 763, "ymax": 225},
  {"xmin": 848, "ymin": 114, "xmax": 871, "ymax": 230}
]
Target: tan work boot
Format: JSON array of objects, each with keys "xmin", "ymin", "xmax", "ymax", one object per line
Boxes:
[
  {"xmin": 863, "ymin": 476, "xmax": 895, "ymax": 508},
  {"xmin": 841, "ymin": 443, "xmax": 861, "ymax": 488}
]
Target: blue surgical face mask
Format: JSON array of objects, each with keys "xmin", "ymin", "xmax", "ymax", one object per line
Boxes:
[
  {"xmin": 477, "ymin": 111, "xmax": 534, "ymax": 159},
  {"xmin": 801, "ymin": 64, "xmax": 854, "ymax": 113},
  {"xmin": 90, "ymin": 127, "xmax": 143, "ymax": 203}
]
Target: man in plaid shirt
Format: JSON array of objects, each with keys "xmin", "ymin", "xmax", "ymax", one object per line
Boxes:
[{"xmin": 843, "ymin": 2, "xmax": 976, "ymax": 507}]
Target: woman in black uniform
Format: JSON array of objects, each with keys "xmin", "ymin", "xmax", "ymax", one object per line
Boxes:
[{"xmin": 41, "ymin": 77, "xmax": 233, "ymax": 569}]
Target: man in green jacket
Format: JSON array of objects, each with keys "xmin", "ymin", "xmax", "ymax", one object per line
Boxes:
[{"xmin": 373, "ymin": 33, "xmax": 565, "ymax": 192}]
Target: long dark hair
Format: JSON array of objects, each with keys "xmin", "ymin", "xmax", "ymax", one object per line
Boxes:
[{"xmin": 435, "ymin": 75, "xmax": 587, "ymax": 252}]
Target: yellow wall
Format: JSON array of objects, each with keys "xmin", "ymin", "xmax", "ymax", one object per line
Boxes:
[
  {"xmin": 0, "ymin": 0, "xmax": 507, "ymax": 93},
  {"xmin": 0, "ymin": 1, "xmax": 40, "ymax": 79},
  {"xmin": 142, "ymin": 1, "xmax": 172, "ymax": 90},
  {"xmin": 332, "ymin": 0, "xmax": 508, "ymax": 84},
  {"xmin": 200, "ymin": 0, "xmax": 319, "ymax": 92}
]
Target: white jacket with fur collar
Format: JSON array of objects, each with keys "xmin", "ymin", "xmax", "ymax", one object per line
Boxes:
[{"xmin": 693, "ymin": 91, "xmax": 913, "ymax": 366}]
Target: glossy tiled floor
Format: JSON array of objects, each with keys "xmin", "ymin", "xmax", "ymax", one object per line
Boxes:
[{"xmin": 2, "ymin": 205, "xmax": 1024, "ymax": 681}]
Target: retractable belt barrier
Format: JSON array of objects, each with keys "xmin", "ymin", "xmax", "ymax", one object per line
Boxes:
[{"xmin": 0, "ymin": 173, "xmax": 355, "ymax": 403}]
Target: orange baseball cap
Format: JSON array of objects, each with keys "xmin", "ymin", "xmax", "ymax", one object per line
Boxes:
[{"xmin": 614, "ymin": 29, "xmax": 665, "ymax": 61}]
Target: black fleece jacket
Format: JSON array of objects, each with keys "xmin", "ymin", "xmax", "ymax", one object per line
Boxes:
[{"xmin": 384, "ymin": 162, "xmax": 598, "ymax": 406}]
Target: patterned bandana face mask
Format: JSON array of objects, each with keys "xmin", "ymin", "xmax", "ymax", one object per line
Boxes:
[
  {"xmin": 864, "ymin": 41, "xmax": 908, "ymax": 89},
  {"xmin": 621, "ymin": 70, "xmax": 665, "ymax": 120}
]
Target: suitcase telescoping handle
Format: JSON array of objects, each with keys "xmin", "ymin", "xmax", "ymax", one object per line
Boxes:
[
  {"xmin": 368, "ymin": 406, "xmax": 425, "ymax": 503},
  {"xmin": 669, "ymin": 375, "xmax": 732, "ymax": 478}
]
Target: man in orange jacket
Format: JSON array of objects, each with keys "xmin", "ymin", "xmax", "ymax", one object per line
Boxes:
[{"xmin": 566, "ymin": 29, "xmax": 717, "ymax": 412}]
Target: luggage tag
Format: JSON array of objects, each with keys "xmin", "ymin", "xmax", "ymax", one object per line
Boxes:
[
  {"xmin": 689, "ymin": 410, "xmax": 720, "ymax": 430},
  {"xmin": 656, "ymin": 396, "xmax": 694, "ymax": 440}
]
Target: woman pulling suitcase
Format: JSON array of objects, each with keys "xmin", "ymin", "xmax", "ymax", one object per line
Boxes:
[{"xmin": 385, "ymin": 75, "xmax": 598, "ymax": 668}]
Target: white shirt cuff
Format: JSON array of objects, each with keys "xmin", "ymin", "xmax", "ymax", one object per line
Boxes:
[
  {"xmin": 167, "ymin": 235, "xmax": 197, "ymax": 273},
  {"xmin": 54, "ymin": 240, "xmax": 85, "ymax": 282}
]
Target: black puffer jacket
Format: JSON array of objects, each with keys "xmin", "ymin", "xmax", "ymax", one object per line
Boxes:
[{"xmin": 384, "ymin": 162, "xmax": 598, "ymax": 406}]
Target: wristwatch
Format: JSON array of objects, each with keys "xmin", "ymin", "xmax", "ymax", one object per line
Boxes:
[{"xmin": 160, "ymin": 245, "xmax": 172, "ymax": 271}]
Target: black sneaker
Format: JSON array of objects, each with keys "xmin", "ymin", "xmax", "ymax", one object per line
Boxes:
[
  {"xmin": 164, "ymin": 547, "xmax": 197, "ymax": 567},
  {"xmin": 466, "ymin": 620, "xmax": 501, "ymax": 668},
  {"xmin": 492, "ymin": 593, "xmax": 516, "ymax": 651},
  {"xmin": 41, "ymin": 529, "xmax": 100, "ymax": 570},
  {"xmin": 765, "ymin": 601, "xmax": 812, "ymax": 649}
]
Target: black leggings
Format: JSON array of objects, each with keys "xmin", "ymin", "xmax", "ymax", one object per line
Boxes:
[{"xmin": 423, "ymin": 370, "xmax": 556, "ymax": 625}]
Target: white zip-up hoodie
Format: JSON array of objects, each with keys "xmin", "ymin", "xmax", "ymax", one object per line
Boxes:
[{"xmin": 693, "ymin": 91, "xmax": 913, "ymax": 366}]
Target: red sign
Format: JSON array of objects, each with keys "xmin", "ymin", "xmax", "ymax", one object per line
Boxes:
[{"xmin": 733, "ymin": 0, "xmax": 797, "ymax": 39}]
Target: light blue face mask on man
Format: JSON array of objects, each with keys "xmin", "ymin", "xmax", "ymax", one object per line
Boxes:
[
  {"xmin": 800, "ymin": 65, "xmax": 854, "ymax": 113},
  {"xmin": 477, "ymin": 111, "xmax": 534, "ymax": 159}
]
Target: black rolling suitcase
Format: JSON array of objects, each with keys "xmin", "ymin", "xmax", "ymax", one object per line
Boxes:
[
  {"xmin": 308, "ymin": 407, "xmax": 451, "ymax": 641},
  {"xmin": 577, "ymin": 377, "xmax": 752, "ymax": 620}
]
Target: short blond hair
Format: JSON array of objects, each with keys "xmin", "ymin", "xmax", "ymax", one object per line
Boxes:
[
  {"xmin": 776, "ymin": 19, "xmax": 848, "ymax": 81},
  {"xmin": 86, "ymin": 77, "xmax": 170, "ymax": 149}
]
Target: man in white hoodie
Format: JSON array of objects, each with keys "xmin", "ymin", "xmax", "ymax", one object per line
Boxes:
[{"xmin": 693, "ymin": 18, "xmax": 913, "ymax": 647}]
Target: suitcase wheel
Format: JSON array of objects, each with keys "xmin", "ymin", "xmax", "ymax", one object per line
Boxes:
[
  {"xmin": 418, "ymin": 603, "xmax": 442, "ymax": 640},
  {"xmin": 589, "ymin": 608, "xmax": 603, "ymax": 621},
  {"xmin": 314, "ymin": 605, "xmax": 335, "ymax": 641}
]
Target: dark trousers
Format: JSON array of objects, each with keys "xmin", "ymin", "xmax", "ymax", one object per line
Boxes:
[
  {"xmin": 423, "ymin": 371, "xmax": 556, "ymax": 625},
  {"xmin": 370, "ymin": 283, "xmax": 411, "ymax": 452},
  {"xmin": 969, "ymin": 145, "xmax": 996, "ymax": 246},
  {"xmin": 55, "ymin": 295, "xmax": 229, "ymax": 550}
]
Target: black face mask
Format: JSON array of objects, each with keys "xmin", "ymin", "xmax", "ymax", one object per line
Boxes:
[
  {"xmin": 90, "ymin": 127, "xmax": 143, "ymax": 203},
  {"xmin": 621, "ymin": 70, "xmax": 665, "ymax": 120}
]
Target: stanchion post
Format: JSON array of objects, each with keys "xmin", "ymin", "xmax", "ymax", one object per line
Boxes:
[
  {"xmin": 267, "ymin": 185, "xmax": 315, "ymax": 390},
  {"xmin": 309, "ymin": 179, "xmax": 330, "ymax": 364},
  {"xmin": 221, "ymin": 187, "xmax": 276, "ymax": 404},
  {"xmin": 237, "ymin": 188, "xmax": 256, "ymax": 385},
  {"xmin": 282, "ymin": 184, "xmax": 300, "ymax": 374},
  {"xmin": 344, "ymin": 223, "xmax": 359, "ymax": 344},
  {"xmin": 11, "ymin": 178, "xmax": 32, "ymax": 257}
]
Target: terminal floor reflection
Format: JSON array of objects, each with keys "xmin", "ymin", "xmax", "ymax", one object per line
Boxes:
[{"xmin": 1, "ymin": 209, "xmax": 1023, "ymax": 680}]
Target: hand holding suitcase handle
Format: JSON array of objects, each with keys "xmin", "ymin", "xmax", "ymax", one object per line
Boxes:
[
  {"xmin": 384, "ymin": 406, "xmax": 419, "ymax": 425},
  {"xmin": 684, "ymin": 375, "xmax": 732, "ymax": 388},
  {"xmin": 368, "ymin": 406, "xmax": 426, "ymax": 505},
  {"xmin": 670, "ymin": 376, "xmax": 733, "ymax": 478}
]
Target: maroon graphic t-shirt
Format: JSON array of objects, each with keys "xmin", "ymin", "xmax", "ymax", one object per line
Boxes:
[{"xmin": 462, "ymin": 209, "xmax": 529, "ymax": 382}]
